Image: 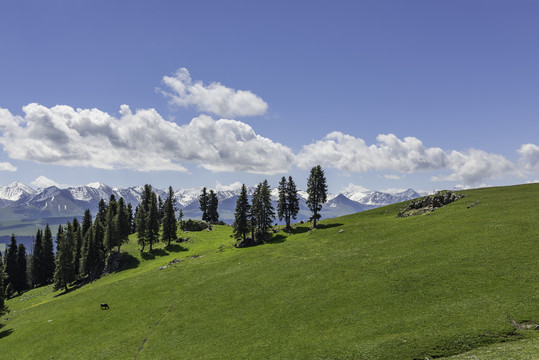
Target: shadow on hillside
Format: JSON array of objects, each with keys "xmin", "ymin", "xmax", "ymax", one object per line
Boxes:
[
  {"xmin": 0, "ymin": 324, "xmax": 13, "ymax": 340},
  {"xmin": 165, "ymin": 244, "xmax": 187, "ymax": 253},
  {"xmin": 140, "ymin": 246, "xmax": 185, "ymax": 260},
  {"xmin": 54, "ymin": 285, "xmax": 80, "ymax": 298},
  {"xmin": 317, "ymin": 223, "xmax": 344, "ymax": 230},
  {"xmin": 290, "ymin": 226, "xmax": 310, "ymax": 234},
  {"xmin": 267, "ymin": 234, "xmax": 287, "ymax": 245},
  {"xmin": 118, "ymin": 252, "xmax": 140, "ymax": 271}
]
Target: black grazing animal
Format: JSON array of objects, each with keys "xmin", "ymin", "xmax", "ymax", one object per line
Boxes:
[{"xmin": 101, "ymin": 303, "xmax": 110, "ymax": 310}]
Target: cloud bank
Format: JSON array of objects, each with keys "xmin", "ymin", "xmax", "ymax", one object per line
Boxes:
[
  {"xmin": 297, "ymin": 132, "xmax": 522, "ymax": 184},
  {"xmin": 0, "ymin": 103, "xmax": 293, "ymax": 174},
  {"xmin": 160, "ymin": 68, "xmax": 268, "ymax": 118}
]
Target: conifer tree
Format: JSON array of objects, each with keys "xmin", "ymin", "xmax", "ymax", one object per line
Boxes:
[
  {"xmin": 161, "ymin": 186, "xmax": 178, "ymax": 247},
  {"xmin": 178, "ymin": 209, "xmax": 184, "ymax": 231},
  {"xmin": 135, "ymin": 204, "xmax": 147, "ymax": 251},
  {"xmin": 114, "ymin": 197, "xmax": 130, "ymax": 252},
  {"xmin": 54, "ymin": 224, "xmax": 75, "ymax": 292},
  {"xmin": 80, "ymin": 226, "xmax": 100, "ymax": 278},
  {"xmin": 72, "ymin": 218, "xmax": 82, "ymax": 279},
  {"xmin": 31, "ymin": 229, "xmax": 43, "ymax": 286},
  {"xmin": 42, "ymin": 224, "xmax": 55, "ymax": 284},
  {"xmin": 233, "ymin": 184, "xmax": 251, "ymax": 242},
  {"xmin": 158, "ymin": 195, "xmax": 164, "ymax": 224},
  {"xmin": 97, "ymin": 198, "xmax": 107, "ymax": 225},
  {"xmin": 208, "ymin": 189, "xmax": 219, "ymax": 224},
  {"xmin": 147, "ymin": 191, "xmax": 160, "ymax": 251},
  {"xmin": 199, "ymin": 187, "xmax": 209, "ymax": 222},
  {"xmin": 306, "ymin": 165, "xmax": 328, "ymax": 228},
  {"xmin": 104, "ymin": 201, "xmax": 115, "ymax": 253},
  {"xmin": 16, "ymin": 243, "xmax": 28, "ymax": 293},
  {"xmin": 81, "ymin": 209, "xmax": 93, "ymax": 238},
  {"xmin": 0, "ymin": 255, "xmax": 6, "ymax": 315},
  {"xmin": 4, "ymin": 234, "xmax": 18, "ymax": 296},
  {"xmin": 251, "ymin": 180, "xmax": 275, "ymax": 242},
  {"xmin": 127, "ymin": 203, "xmax": 135, "ymax": 234},
  {"xmin": 277, "ymin": 176, "xmax": 300, "ymax": 231}
]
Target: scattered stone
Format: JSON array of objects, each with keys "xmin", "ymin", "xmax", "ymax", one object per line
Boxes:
[
  {"xmin": 158, "ymin": 266, "xmax": 169, "ymax": 270},
  {"xmin": 467, "ymin": 201, "xmax": 479, "ymax": 209},
  {"xmin": 338, "ymin": 229, "xmax": 345, "ymax": 234},
  {"xmin": 509, "ymin": 316, "xmax": 539, "ymax": 330}
]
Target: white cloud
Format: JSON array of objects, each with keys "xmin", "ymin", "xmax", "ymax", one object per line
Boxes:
[
  {"xmin": 298, "ymin": 132, "xmax": 517, "ymax": 185},
  {"xmin": 160, "ymin": 68, "xmax": 268, "ymax": 118},
  {"xmin": 297, "ymin": 132, "xmax": 446, "ymax": 173},
  {"xmin": 215, "ymin": 181, "xmax": 243, "ymax": 192},
  {"xmin": 341, "ymin": 183, "xmax": 370, "ymax": 194},
  {"xmin": 518, "ymin": 143, "xmax": 539, "ymax": 170},
  {"xmin": 0, "ymin": 104, "xmax": 294, "ymax": 174},
  {"xmin": 0, "ymin": 162, "xmax": 17, "ymax": 172},
  {"xmin": 383, "ymin": 174, "xmax": 402, "ymax": 180},
  {"xmin": 31, "ymin": 176, "xmax": 60, "ymax": 188}
]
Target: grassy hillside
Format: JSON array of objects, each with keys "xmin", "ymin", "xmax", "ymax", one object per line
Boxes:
[{"xmin": 2, "ymin": 184, "xmax": 538, "ymax": 359}]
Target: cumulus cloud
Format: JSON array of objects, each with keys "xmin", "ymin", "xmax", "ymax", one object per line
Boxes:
[
  {"xmin": 297, "ymin": 132, "xmax": 447, "ymax": 173},
  {"xmin": 298, "ymin": 132, "xmax": 517, "ymax": 184},
  {"xmin": 518, "ymin": 143, "xmax": 539, "ymax": 170},
  {"xmin": 0, "ymin": 104, "xmax": 294, "ymax": 174},
  {"xmin": 160, "ymin": 68, "xmax": 268, "ymax": 118},
  {"xmin": 0, "ymin": 162, "xmax": 17, "ymax": 172}
]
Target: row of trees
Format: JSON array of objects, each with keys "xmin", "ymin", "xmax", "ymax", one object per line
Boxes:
[{"xmin": 232, "ymin": 165, "xmax": 328, "ymax": 243}]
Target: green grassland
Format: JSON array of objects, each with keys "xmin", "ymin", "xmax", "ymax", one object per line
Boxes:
[{"xmin": 2, "ymin": 184, "xmax": 538, "ymax": 359}]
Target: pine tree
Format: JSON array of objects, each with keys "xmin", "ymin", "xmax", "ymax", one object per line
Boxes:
[
  {"xmin": 42, "ymin": 224, "xmax": 55, "ymax": 284},
  {"xmin": 97, "ymin": 198, "xmax": 107, "ymax": 225},
  {"xmin": 72, "ymin": 218, "xmax": 82, "ymax": 279},
  {"xmin": 4, "ymin": 234, "xmax": 18, "ymax": 296},
  {"xmin": 208, "ymin": 190, "xmax": 219, "ymax": 224},
  {"xmin": 104, "ymin": 200, "xmax": 115, "ymax": 253},
  {"xmin": 251, "ymin": 180, "xmax": 275, "ymax": 242},
  {"xmin": 31, "ymin": 229, "xmax": 43, "ymax": 287},
  {"xmin": 127, "ymin": 203, "xmax": 135, "ymax": 234},
  {"xmin": 158, "ymin": 195, "xmax": 164, "ymax": 225},
  {"xmin": 199, "ymin": 187, "xmax": 209, "ymax": 222},
  {"xmin": 277, "ymin": 176, "xmax": 300, "ymax": 231},
  {"xmin": 233, "ymin": 184, "xmax": 251, "ymax": 241},
  {"xmin": 81, "ymin": 209, "xmax": 93, "ymax": 238},
  {"xmin": 135, "ymin": 204, "xmax": 147, "ymax": 251},
  {"xmin": 161, "ymin": 186, "xmax": 178, "ymax": 247},
  {"xmin": 0, "ymin": 254, "xmax": 6, "ymax": 315},
  {"xmin": 306, "ymin": 165, "xmax": 328, "ymax": 228},
  {"xmin": 114, "ymin": 197, "xmax": 130, "ymax": 252},
  {"xmin": 16, "ymin": 243, "xmax": 28, "ymax": 293},
  {"xmin": 178, "ymin": 209, "xmax": 184, "ymax": 231},
  {"xmin": 54, "ymin": 224, "xmax": 75, "ymax": 292},
  {"xmin": 147, "ymin": 191, "xmax": 160, "ymax": 251}
]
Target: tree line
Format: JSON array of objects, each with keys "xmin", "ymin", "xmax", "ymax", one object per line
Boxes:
[{"xmin": 233, "ymin": 165, "xmax": 327, "ymax": 245}]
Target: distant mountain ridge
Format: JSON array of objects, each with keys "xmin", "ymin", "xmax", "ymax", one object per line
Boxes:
[{"xmin": 0, "ymin": 182, "xmax": 421, "ymax": 222}]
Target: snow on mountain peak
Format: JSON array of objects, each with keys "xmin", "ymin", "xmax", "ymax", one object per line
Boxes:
[{"xmin": 0, "ymin": 182, "xmax": 36, "ymax": 201}]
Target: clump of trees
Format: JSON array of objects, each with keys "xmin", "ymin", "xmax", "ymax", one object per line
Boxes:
[{"xmin": 199, "ymin": 187, "xmax": 220, "ymax": 224}]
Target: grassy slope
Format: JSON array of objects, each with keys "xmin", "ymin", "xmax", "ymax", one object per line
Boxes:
[{"xmin": 2, "ymin": 184, "xmax": 538, "ymax": 359}]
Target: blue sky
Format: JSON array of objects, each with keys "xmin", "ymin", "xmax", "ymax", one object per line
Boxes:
[{"xmin": 0, "ymin": 0, "xmax": 538, "ymax": 194}]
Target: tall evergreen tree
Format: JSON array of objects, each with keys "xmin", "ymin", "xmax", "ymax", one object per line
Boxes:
[
  {"xmin": 54, "ymin": 223, "xmax": 75, "ymax": 292},
  {"xmin": 81, "ymin": 209, "xmax": 93, "ymax": 238},
  {"xmin": 42, "ymin": 224, "xmax": 55, "ymax": 284},
  {"xmin": 97, "ymin": 198, "xmax": 107, "ymax": 225},
  {"xmin": 178, "ymin": 209, "xmax": 184, "ymax": 231},
  {"xmin": 127, "ymin": 203, "xmax": 135, "ymax": 234},
  {"xmin": 161, "ymin": 186, "xmax": 178, "ymax": 247},
  {"xmin": 0, "ymin": 254, "xmax": 6, "ymax": 315},
  {"xmin": 158, "ymin": 195, "xmax": 164, "ymax": 224},
  {"xmin": 199, "ymin": 187, "xmax": 209, "ymax": 222},
  {"xmin": 135, "ymin": 204, "xmax": 147, "ymax": 251},
  {"xmin": 114, "ymin": 197, "xmax": 130, "ymax": 252},
  {"xmin": 72, "ymin": 218, "xmax": 82, "ymax": 279},
  {"xmin": 277, "ymin": 176, "xmax": 301, "ymax": 231},
  {"xmin": 16, "ymin": 243, "xmax": 28, "ymax": 293},
  {"xmin": 306, "ymin": 165, "xmax": 328, "ymax": 228},
  {"xmin": 251, "ymin": 180, "xmax": 275, "ymax": 242},
  {"xmin": 4, "ymin": 234, "xmax": 18, "ymax": 296},
  {"xmin": 31, "ymin": 229, "xmax": 44, "ymax": 286},
  {"xmin": 208, "ymin": 189, "xmax": 219, "ymax": 224},
  {"xmin": 104, "ymin": 200, "xmax": 115, "ymax": 253},
  {"xmin": 147, "ymin": 191, "xmax": 160, "ymax": 251},
  {"xmin": 233, "ymin": 184, "xmax": 251, "ymax": 242}
]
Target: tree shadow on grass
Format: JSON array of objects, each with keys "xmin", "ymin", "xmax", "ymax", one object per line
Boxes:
[
  {"xmin": 317, "ymin": 223, "xmax": 344, "ymax": 230},
  {"xmin": 164, "ymin": 244, "xmax": 187, "ymax": 253},
  {"xmin": 266, "ymin": 234, "xmax": 287, "ymax": 245},
  {"xmin": 289, "ymin": 225, "xmax": 310, "ymax": 234},
  {"xmin": 140, "ymin": 247, "xmax": 170, "ymax": 260},
  {"xmin": 0, "ymin": 324, "xmax": 13, "ymax": 340}
]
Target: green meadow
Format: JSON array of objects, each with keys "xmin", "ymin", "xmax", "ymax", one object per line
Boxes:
[{"xmin": 2, "ymin": 184, "xmax": 538, "ymax": 359}]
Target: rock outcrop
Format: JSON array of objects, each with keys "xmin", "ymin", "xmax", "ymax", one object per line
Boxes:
[{"xmin": 398, "ymin": 191, "xmax": 464, "ymax": 217}]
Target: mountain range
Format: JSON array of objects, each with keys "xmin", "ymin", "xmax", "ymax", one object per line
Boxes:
[{"xmin": 0, "ymin": 181, "xmax": 421, "ymax": 224}]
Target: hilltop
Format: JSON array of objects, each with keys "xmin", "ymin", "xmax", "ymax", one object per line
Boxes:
[{"xmin": 1, "ymin": 184, "xmax": 538, "ymax": 359}]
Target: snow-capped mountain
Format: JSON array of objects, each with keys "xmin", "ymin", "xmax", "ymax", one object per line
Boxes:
[
  {"xmin": 0, "ymin": 181, "xmax": 36, "ymax": 201},
  {"xmin": 0, "ymin": 181, "xmax": 422, "ymax": 222}
]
